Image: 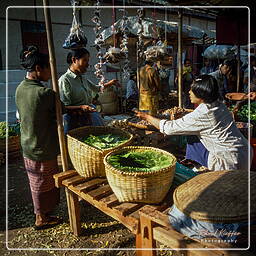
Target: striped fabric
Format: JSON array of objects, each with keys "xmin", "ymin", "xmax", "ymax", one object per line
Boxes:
[{"xmin": 24, "ymin": 157, "xmax": 60, "ymax": 214}]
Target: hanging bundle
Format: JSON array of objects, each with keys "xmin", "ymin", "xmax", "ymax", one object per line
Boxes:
[
  {"xmin": 144, "ymin": 41, "xmax": 168, "ymax": 62},
  {"xmin": 120, "ymin": 4, "xmax": 130, "ymax": 79},
  {"xmin": 92, "ymin": 0, "xmax": 106, "ymax": 89},
  {"xmin": 63, "ymin": 0, "xmax": 87, "ymax": 49},
  {"xmin": 137, "ymin": 8, "xmax": 144, "ymax": 60}
]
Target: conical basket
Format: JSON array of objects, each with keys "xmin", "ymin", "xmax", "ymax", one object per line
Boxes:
[
  {"xmin": 104, "ymin": 146, "xmax": 176, "ymax": 203},
  {"xmin": 67, "ymin": 126, "xmax": 133, "ymax": 178}
]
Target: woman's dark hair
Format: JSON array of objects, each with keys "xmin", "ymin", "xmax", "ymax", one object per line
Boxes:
[
  {"xmin": 67, "ymin": 48, "xmax": 90, "ymax": 65},
  {"xmin": 20, "ymin": 45, "xmax": 49, "ymax": 72},
  {"xmin": 191, "ymin": 74, "xmax": 220, "ymax": 103}
]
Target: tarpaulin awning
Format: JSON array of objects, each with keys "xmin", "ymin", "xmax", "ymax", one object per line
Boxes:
[{"xmin": 97, "ymin": 16, "xmax": 215, "ymax": 46}]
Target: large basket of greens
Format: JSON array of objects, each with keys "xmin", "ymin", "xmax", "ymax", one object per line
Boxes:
[
  {"xmin": 0, "ymin": 122, "xmax": 20, "ymax": 157},
  {"xmin": 67, "ymin": 126, "xmax": 133, "ymax": 178},
  {"xmin": 104, "ymin": 146, "xmax": 176, "ymax": 203}
]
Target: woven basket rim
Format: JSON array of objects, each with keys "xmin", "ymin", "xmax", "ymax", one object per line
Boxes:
[
  {"xmin": 173, "ymin": 170, "xmax": 255, "ymax": 223},
  {"xmin": 67, "ymin": 126, "xmax": 133, "ymax": 153},
  {"xmin": 104, "ymin": 146, "xmax": 177, "ymax": 177}
]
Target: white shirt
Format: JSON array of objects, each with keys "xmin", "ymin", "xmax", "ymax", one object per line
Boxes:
[{"xmin": 159, "ymin": 101, "xmax": 251, "ymax": 171}]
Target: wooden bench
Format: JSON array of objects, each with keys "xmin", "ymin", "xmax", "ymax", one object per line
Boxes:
[{"xmin": 53, "ymin": 170, "xmax": 250, "ymax": 255}]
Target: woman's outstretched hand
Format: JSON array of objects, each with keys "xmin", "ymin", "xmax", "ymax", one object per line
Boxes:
[
  {"xmin": 80, "ymin": 105, "xmax": 96, "ymax": 112},
  {"xmin": 104, "ymin": 79, "xmax": 121, "ymax": 88}
]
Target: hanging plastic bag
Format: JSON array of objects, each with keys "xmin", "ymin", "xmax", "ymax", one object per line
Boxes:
[{"xmin": 63, "ymin": 10, "xmax": 87, "ymax": 49}]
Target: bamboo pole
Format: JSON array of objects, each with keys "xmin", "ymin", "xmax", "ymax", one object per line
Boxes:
[
  {"xmin": 236, "ymin": 44, "xmax": 241, "ymax": 92},
  {"xmin": 43, "ymin": 0, "xmax": 69, "ymax": 172},
  {"xmin": 178, "ymin": 10, "xmax": 183, "ymax": 108}
]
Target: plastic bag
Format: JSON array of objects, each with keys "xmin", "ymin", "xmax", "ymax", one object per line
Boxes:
[{"xmin": 63, "ymin": 14, "xmax": 87, "ymax": 49}]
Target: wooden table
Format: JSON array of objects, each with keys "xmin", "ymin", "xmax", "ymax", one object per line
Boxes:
[
  {"xmin": 53, "ymin": 170, "xmax": 173, "ymax": 240},
  {"xmin": 53, "ymin": 171, "xmax": 247, "ymax": 255}
]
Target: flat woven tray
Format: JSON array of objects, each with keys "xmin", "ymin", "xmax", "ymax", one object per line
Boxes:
[
  {"xmin": 225, "ymin": 92, "xmax": 248, "ymax": 101},
  {"xmin": 173, "ymin": 170, "xmax": 255, "ymax": 223}
]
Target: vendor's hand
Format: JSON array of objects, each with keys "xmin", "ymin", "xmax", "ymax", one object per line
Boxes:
[
  {"xmin": 134, "ymin": 110, "xmax": 150, "ymax": 121},
  {"xmin": 248, "ymin": 92, "xmax": 256, "ymax": 100},
  {"xmin": 80, "ymin": 105, "xmax": 96, "ymax": 112},
  {"xmin": 105, "ymin": 79, "xmax": 121, "ymax": 88}
]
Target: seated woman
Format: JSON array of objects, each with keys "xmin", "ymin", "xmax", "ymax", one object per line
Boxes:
[
  {"xmin": 125, "ymin": 72, "xmax": 138, "ymax": 112},
  {"xmin": 136, "ymin": 75, "xmax": 252, "ymax": 171},
  {"xmin": 58, "ymin": 48, "xmax": 120, "ymax": 133}
]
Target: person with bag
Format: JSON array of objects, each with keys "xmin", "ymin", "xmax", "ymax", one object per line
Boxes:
[
  {"xmin": 58, "ymin": 48, "xmax": 120, "ymax": 133},
  {"xmin": 15, "ymin": 45, "xmax": 63, "ymax": 230}
]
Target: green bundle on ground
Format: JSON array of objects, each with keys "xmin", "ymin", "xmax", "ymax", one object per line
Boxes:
[
  {"xmin": 82, "ymin": 134, "xmax": 129, "ymax": 150},
  {"xmin": 107, "ymin": 150, "xmax": 174, "ymax": 172},
  {"xmin": 0, "ymin": 122, "xmax": 20, "ymax": 139}
]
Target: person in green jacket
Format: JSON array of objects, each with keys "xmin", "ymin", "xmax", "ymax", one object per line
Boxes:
[{"xmin": 15, "ymin": 45, "xmax": 62, "ymax": 230}]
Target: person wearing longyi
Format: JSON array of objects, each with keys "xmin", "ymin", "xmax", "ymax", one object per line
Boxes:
[
  {"xmin": 135, "ymin": 75, "xmax": 252, "ymax": 171},
  {"xmin": 58, "ymin": 48, "xmax": 120, "ymax": 133},
  {"xmin": 15, "ymin": 45, "xmax": 63, "ymax": 230}
]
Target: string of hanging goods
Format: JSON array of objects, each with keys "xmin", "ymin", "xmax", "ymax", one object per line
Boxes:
[
  {"xmin": 103, "ymin": 1, "xmax": 126, "ymax": 65},
  {"xmin": 92, "ymin": 0, "xmax": 106, "ymax": 90},
  {"xmin": 137, "ymin": 7, "xmax": 144, "ymax": 60},
  {"xmin": 120, "ymin": 0, "xmax": 130, "ymax": 79},
  {"xmin": 63, "ymin": 0, "xmax": 87, "ymax": 49}
]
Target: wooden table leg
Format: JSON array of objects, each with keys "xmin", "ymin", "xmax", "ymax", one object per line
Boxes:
[
  {"xmin": 139, "ymin": 214, "xmax": 156, "ymax": 256},
  {"xmin": 66, "ymin": 188, "xmax": 81, "ymax": 236}
]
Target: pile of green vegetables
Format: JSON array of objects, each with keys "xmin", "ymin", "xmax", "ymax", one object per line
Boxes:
[
  {"xmin": 82, "ymin": 134, "xmax": 128, "ymax": 150},
  {"xmin": 236, "ymin": 102, "xmax": 256, "ymax": 125},
  {"xmin": 0, "ymin": 122, "xmax": 20, "ymax": 139},
  {"xmin": 230, "ymin": 102, "xmax": 256, "ymax": 125},
  {"xmin": 107, "ymin": 150, "xmax": 174, "ymax": 173}
]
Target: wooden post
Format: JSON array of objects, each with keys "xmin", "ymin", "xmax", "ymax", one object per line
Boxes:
[
  {"xmin": 43, "ymin": 1, "xmax": 80, "ymax": 235},
  {"xmin": 236, "ymin": 44, "xmax": 241, "ymax": 92},
  {"xmin": 178, "ymin": 10, "xmax": 183, "ymax": 108},
  {"xmin": 43, "ymin": 0, "xmax": 69, "ymax": 172}
]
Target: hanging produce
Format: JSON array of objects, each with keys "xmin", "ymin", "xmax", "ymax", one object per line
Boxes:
[
  {"xmin": 119, "ymin": 2, "xmax": 130, "ymax": 79},
  {"xmin": 92, "ymin": 0, "xmax": 106, "ymax": 89},
  {"xmin": 63, "ymin": 0, "xmax": 87, "ymax": 49},
  {"xmin": 137, "ymin": 8, "xmax": 144, "ymax": 60}
]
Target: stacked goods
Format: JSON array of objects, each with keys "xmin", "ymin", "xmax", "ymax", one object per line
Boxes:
[
  {"xmin": 104, "ymin": 146, "xmax": 176, "ymax": 203},
  {"xmin": 0, "ymin": 122, "xmax": 20, "ymax": 159},
  {"xmin": 67, "ymin": 126, "xmax": 133, "ymax": 178}
]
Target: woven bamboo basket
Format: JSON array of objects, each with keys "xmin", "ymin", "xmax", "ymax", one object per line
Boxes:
[
  {"xmin": 0, "ymin": 135, "xmax": 20, "ymax": 155},
  {"xmin": 104, "ymin": 146, "xmax": 177, "ymax": 203},
  {"xmin": 173, "ymin": 170, "xmax": 256, "ymax": 223},
  {"xmin": 67, "ymin": 126, "xmax": 133, "ymax": 178}
]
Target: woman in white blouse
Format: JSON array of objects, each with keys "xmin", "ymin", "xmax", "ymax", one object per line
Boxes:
[{"xmin": 136, "ymin": 75, "xmax": 252, "ymax": 171}]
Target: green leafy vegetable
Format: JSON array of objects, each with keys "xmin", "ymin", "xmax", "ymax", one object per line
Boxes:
[
  {"xmin": 108, "ymin": 150, "xmax": 175, "ymax": 172},
  {"xmin": 230, "ymin": 102, "xmax": 256, "ymax": 125},
  {"xmin": 0, "ymin": 122, "xmax": 20, "ymax": 139},
  {"xmin": 82, "ymin": 134, "xmax": 128, "ymax": 149}
]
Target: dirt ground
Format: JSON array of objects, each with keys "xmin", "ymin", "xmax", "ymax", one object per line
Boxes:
[
  {"xmin": 1, "ymin": 154, "xmax": 182, "ymax": 256},
  {"xmin": 1, "ymin": 150, "xmax": 255, "ymax": 256}
]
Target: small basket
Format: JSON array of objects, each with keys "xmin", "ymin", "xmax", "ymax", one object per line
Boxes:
[
  {"xmin": 67, "ymin": 126, "xmax": 133, "ymax": 178},
  {"xmin": 173, "ymin": 170, "xmax": 256, "ymax": 223},
  {"xmin": 104, "ymin": 146, "xmax": 176, "ymax": 203},
  {"xmin": 0, "ymin": 135, "xmax": 21, "ymax": 155}
]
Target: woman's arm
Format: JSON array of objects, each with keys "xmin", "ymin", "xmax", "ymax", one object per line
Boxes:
[
  {"xmin": 135, "ymin": 111, "xmax": 161, "ymax": 130},
  {"xmin": 65, "ymin": 105, "xmax": 96, "ymax": 112}
]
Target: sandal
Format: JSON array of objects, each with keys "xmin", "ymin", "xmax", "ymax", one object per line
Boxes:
[{"xmin": 34, "ymin": 216, "xmax": 63, "ymax": 230}]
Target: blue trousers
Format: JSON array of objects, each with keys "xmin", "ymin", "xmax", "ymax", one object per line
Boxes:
[{"xmin": 185, "ymin": 135, "xmax": 209, "ymax": 167}]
